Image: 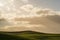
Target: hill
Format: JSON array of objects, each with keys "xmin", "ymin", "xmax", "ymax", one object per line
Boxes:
[{"xmin": 0, "ymin": 31, "xmax": 60, "ymax": 40}]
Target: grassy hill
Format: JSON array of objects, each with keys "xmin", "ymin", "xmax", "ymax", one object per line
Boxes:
[{"xmin": 0, "ymin": 31, "xmax": 60, "ymax": 40}]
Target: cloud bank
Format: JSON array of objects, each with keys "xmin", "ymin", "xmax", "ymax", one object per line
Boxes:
[{"xmin": 0, "ymin": 0, "xmax": 60, "ymax": 33}]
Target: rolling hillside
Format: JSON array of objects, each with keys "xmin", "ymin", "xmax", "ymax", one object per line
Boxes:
[{"xmin": 0, "ymin": 31, "xmax": 60, "ymax": 40}]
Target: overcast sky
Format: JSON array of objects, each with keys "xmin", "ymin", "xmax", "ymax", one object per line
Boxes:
[{"xmin": 0, "ymin": 0, "xmax": 60, "ymax": 33}]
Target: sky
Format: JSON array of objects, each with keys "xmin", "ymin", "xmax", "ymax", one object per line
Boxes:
[
  {"xmin": 0, "ymin": 0, "xmax": 60, "ymax": 33},
  {"xmin": 29, "ymin": 0, "xmax": 60, "ymax": 11}
]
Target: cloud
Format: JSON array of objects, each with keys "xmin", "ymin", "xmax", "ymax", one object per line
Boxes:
[
  {"xmin": 20, "ymin": 4, "xmax": 59, "ymax": 17},
  {"xmin": 0, "ymin": 18, "xmax": 13, "ymax": 27},
  {"xmin": 20, "ymin": 4, "xmax": 33, "ymax": 12},
  {"xmin": 21, "ymin": 0, "xmax": 29, "ymax": 3},
  {"xmin": 0, "ymin": 3, "xmax": 60, "ymax": 33}
]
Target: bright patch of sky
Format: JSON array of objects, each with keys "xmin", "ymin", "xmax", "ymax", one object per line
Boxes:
[{"xmin": 29, "ymin": 0, "xmax": 60, "ymax": 11}]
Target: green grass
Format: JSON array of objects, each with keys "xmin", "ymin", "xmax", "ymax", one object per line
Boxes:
[{"xmin": 0, "ymin": 31, "xmax": 60, "ymax": 40}]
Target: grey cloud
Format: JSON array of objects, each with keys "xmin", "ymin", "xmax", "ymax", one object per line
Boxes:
[{"xmin": 0, "ymin": 18, "xmax": 12, "ymax": 27}]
